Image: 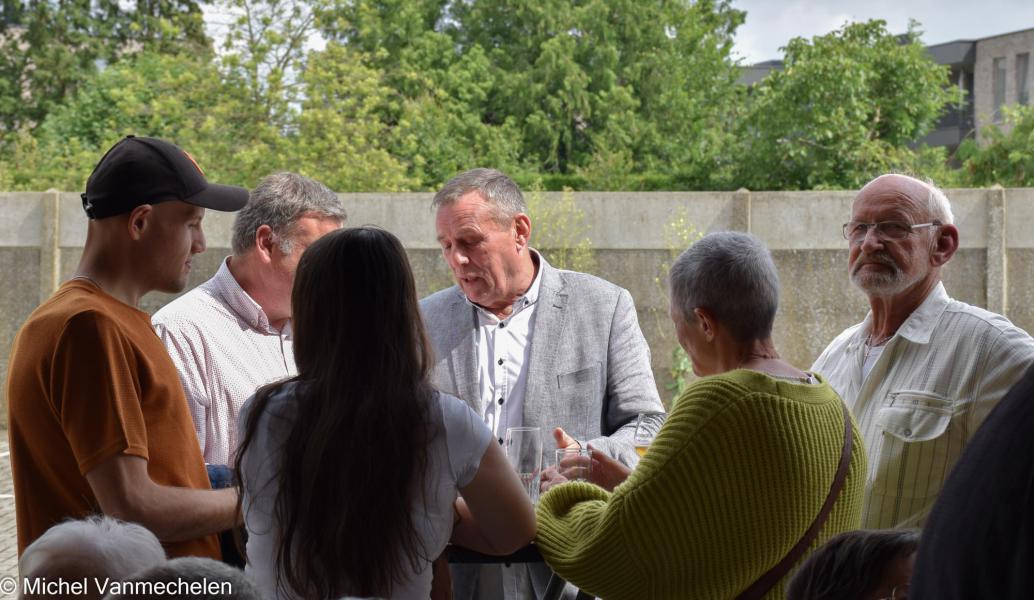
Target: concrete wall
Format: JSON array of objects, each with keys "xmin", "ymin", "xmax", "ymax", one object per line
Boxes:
[
  {"xmin": 2, "ymin": 188, "xmax": 1033, "ymax": 422},
  {"xmin": 974, "ymin": 27, "xmax": 1034, "ymax": 141}
]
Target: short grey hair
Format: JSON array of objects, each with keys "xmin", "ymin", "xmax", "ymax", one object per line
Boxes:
[
  {"xmin": 668, "ymin": 231, "xmax": 780, "ymax": 343},
  {"xmin": 924, "ymin": 180, "xmax": 955, "ymax": 224},
  {"xmin": 105, "ymin": 557, "xmax": 262, "ymax": 599},
  {"xmin": 432, "ymin": 168, "xmax": 527, "ymax": 224},
  {"xmin": 231, "ymin": 172, "xmax": 346, "ymax": 255},
  {"xmin": 20, "ymin": 515, "xmax": 165, "ymax": 583}
]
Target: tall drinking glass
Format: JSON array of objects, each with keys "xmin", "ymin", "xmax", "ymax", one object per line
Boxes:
[{"xmin": 505, "ymin": 426, "xmax": 542, "ymax": 502}]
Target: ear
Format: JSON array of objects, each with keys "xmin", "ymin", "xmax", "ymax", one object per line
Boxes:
[
  {"xmin": 513, "ymin": 213, "xmax": 532, "ymax": 251},
  {"xmin": 693, "ymin": 307, "xmax": 718, "ymax": 343},
  {"xmin": 126, "ymin": 204, "xmax": 154, "ymax": 241},
  {"xmin": 930, "ymin": 223, "xmax": 959, "ymax": 267},
  {"xmin": 254, "ymin": 225, "xmax": 277, "ymax": 263}
]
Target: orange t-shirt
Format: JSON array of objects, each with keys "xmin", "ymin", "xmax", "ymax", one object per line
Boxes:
[{"xmin": 6, "ymin": 279, "xmax": 220, "ymax": 559}]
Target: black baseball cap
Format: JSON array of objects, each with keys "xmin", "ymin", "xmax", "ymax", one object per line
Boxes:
[{"xmin": 81, "ymin": 135, "xmax": 249, "ymax": 219}]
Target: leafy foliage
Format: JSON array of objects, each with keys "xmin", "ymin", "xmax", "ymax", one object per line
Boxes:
[
  {"xmin": 0, "ymin": 0, "xmax": 209, "ymax": 134},
  {"xmin": 959, "ymin": 105, "xmax": 1034, "ymax": 186},
  {"xmin": 735, "ymin": 20, "xmax": 954, "ymax": 191},
  {"xmin": 0, "ymin": 5, "xmax": 968, "ymax": 194},
  {"xmin": 526, "ymin": 185, "xmax": 596, "ymax": 273}
]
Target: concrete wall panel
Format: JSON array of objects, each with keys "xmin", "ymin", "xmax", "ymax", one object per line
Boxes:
[
  {"xmin": 0, "ymin": 193, "xmax": 45, "ymax": 247},
  {"xmin": 1007, "ymin": 248, "xmax": 1034, "ymax": 334},
  {"xmin": 1006, "ymin": 189, "xmax": 1034, "ymax": 248},
  {"xmin": 0, "ymin": 248, "xmax": 43, "ymax": 428}
]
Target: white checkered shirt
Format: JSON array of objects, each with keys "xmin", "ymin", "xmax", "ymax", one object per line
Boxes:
[{"xmin": 153, "ymin": 258, "xmax": 296, "ymax": 465}]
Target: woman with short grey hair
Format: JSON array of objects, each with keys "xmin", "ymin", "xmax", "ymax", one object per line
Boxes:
[{"xmin": 537, "ymin": 231, "xmax": 866, "ymax": 600}]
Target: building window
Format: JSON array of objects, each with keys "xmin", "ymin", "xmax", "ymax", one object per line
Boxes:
[
  {"xmin": 993, "ymin": 57, "xmax": 1007, "ymax": 121},
  {"xmin": 1017, "ymin": 53, "xmax": 1030, "ymax": 106}
]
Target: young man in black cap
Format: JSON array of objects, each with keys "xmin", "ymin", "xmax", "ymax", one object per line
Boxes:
[{"xmin": 6, "ymin": 136, "xmax": 248, "ymax": 560}]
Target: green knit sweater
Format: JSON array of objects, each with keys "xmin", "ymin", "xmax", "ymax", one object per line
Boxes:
[{"xmin": 535, "ymin": 369, "xmax": 866, "ymax": 600}]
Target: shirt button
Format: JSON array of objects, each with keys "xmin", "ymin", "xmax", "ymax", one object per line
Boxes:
[
  {"xmin": 499, "ymin": 322, "xmax": 506, "ymax": 328},
  {"xmin": 498, "ymin": 397, "xmax": 504, "ymax": 405},
  {"xmin": 498, "ymin": 438, "xmax": 504, "ymax": 445},
  {"xmin": 498, "ymin": 359, "xmax": 504, "ymax": 365},
  {"xmin": 903, "ymin": 428, "xmax": 913, "ymax": 437}
]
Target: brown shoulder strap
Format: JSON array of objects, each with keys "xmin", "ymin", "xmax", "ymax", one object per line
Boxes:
[{"xmin": 735, "ymin": 400, "xmax": 854, "ymax": 600}]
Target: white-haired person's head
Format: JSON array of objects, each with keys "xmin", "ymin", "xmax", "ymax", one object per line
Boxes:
[
  {"xmin": 19, "ymin": 515, "xmax": 165, "ymax": 600},
  {"xmin": 103, "ymin": 557, "xmax": 261, "ymax": 599}
]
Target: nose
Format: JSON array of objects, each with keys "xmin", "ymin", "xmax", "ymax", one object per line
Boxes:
[
  {"xmin": 859, "ymin": 225, "xmax": 884, "ymax": 253},
  {"xmin": 445, "ymin": 247, "xmax": 469, "ymax": 268},
  {"xmin": 193, "ymin": 227, "xmax": 207, "ymax": 255}
]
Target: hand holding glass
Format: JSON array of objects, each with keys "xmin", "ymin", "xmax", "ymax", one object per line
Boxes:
[{"xmin": 554, "ymin": 448, "xmax": 593, "ymax": 482}]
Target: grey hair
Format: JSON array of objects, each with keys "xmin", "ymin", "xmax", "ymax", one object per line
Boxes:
[
  {"xmin": 668, "ymin": 231, "xmax": 780, "ymax": 343},
  {"xmin": 105, "ymin": 557, "xmax": 262, "ymax": 599},
  {"xmin": 924, "ymin": 180, "xmax": 955, "ymax": 224},
  {"xmin": 20, "ymin": 515, "xmax": 165, "ymax": 582},
  {"xmin": 787, "ymin": 528, "xmax": 920, "ymax": 600},
  {"xmin": 231, "ymin": 172, "xmax": 346, "ymax": 255},
  {"xmin": 432, "ymin": 168, "xmax": 527, "ymax": 224}
]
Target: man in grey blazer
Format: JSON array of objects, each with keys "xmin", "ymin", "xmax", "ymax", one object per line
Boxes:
[{"xmin": 421, "ymin": 168, "xmax": 664, "ymax": 599}]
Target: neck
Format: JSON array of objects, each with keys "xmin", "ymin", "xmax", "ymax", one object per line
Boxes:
[
  {"xmin": 714, "ymin": 337, "xmax": 806, "ymax": 379},
  {"xmin": 75, "ymin": 241, "xmax": 144, "ymax": 307},
  {"xmin": 227, "ymin": 254, "xmax": 290, "ymax": 330},
  {"xmin": 486, "ymin": 252, "xmax": 539, "ymax": 320},
  {"xmin": 867, "ymin": 277, "xmax": 939, "ymax": 343}
]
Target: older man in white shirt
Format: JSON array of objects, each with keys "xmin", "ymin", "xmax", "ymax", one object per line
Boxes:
[
  {"xmin": 812, "ymin": 173, "xmax": 1034, "ymax": 529},
  {"xmin": 153, "ymin": 173, "xmax": 344, "ymax": 469}
]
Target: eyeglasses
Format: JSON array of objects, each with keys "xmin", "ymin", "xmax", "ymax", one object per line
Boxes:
[{"xmin": 842, "ymin": 220, "xmax": 942, "ymax": 244}]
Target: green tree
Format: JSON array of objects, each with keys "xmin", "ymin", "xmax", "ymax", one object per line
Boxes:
[
  {"xmin": 0, "ymin": 51, "xmax": 276, "ymax": 190},
  {"xmin": 0, "ymin": 0, "xmax": 209, "ymax": 135},
  {"xmin": 735, "ymin": 20, "xmax": 954, "ymax": 190},
  {"xmin": 958, "ymin": 105, "xmax": 1034, "ymax": 186},
  {"xmin": 287, "ymin": 42, "xmax": 412, "ymax": 191},
  {"xmin": 320, "ymin": 0, "xmax": 525, "ymax": 188},
  {"xmin": 453, "ymin": 0, "xmax": 744, "ymax": 185},
  {"xmin": 318, "ymin": 0, "xmax": 744, "ymax": 188},
  {"xmin": 219, "ymin": 0, "xmax": 326, "ymax": 132}
]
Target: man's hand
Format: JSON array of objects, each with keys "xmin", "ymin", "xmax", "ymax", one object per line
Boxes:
[
  {"xmin": 587, "ymin": 444, "xmax": 632, "ymax": 492},
  {"xmin": 552, "ymin": 427, "xmax": 580, "ymax": 450}
]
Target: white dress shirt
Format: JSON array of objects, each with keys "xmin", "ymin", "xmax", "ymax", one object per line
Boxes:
[
  {"xmin": 153, "ymin": 258, "xmax": 296, "ymax": 465},
  {"xmin": 813, "ymin": 282, "xmax": 1034, "ymax": 528},
  {"xmin": 472, "ymin": 255, "xmax": 544, "ymax": 441}
]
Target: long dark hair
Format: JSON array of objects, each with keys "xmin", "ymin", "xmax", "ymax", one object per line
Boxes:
[{"xmin": 235, "ymin": 226, "xmax": 433, "ymax": 598}]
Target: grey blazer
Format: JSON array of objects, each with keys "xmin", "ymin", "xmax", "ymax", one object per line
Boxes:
[{"xmin": 419, "ymin": 255, "xmax": 664, "ymax": 467}]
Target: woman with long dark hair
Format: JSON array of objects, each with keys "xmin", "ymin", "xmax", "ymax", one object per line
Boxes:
[{"xmin": 235, "ymin": 227, "xmax": 536, "ymax": 599}]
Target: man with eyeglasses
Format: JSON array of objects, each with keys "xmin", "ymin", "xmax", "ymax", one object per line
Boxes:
[{"xmin": 812, "ymin": 173, "xmax": 1034, "ymax": 530}]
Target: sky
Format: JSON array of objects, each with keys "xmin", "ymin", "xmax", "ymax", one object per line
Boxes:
[{"xmin": 731, "ymin": 0, "xmax": 1034, "ymax": 64}]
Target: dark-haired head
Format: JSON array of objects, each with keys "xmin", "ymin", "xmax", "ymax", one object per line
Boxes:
[
  {"xmin": 236, "ymin": 226, "xmax": 433, "ymax": 598},
  {"xmin": 291, "ymin": 226, "xmax": 431, "ymax": 382},
  {"xmin": 787, "ymin": 528, "xmax": 919, "ymax": 600}
]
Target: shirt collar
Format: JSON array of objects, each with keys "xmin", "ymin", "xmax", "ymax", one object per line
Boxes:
[
  {"xmin": 212, "ymin": 257, "xmax": 285, "ymax": 336},
  {"xmin": 855, "ymin": 281, "xmax": 949, "ymax": 347},
  {"xmin": 466, "ymin": 250, "xmax": 543, "ymax": 322}
]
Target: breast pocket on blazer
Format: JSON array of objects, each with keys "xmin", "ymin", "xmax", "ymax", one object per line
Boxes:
[
  {"xmin": 555, "ymin": 363, "xmax": 602, "ymax": 434},
  {"xmin": 871, "ymin": 390, "xmax": 957, "ymax": 499}
]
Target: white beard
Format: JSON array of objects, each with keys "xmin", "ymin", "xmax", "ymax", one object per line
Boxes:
[{"xmin": 850, "ymin": 253, "xmax": 925, "ymax": 296}]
